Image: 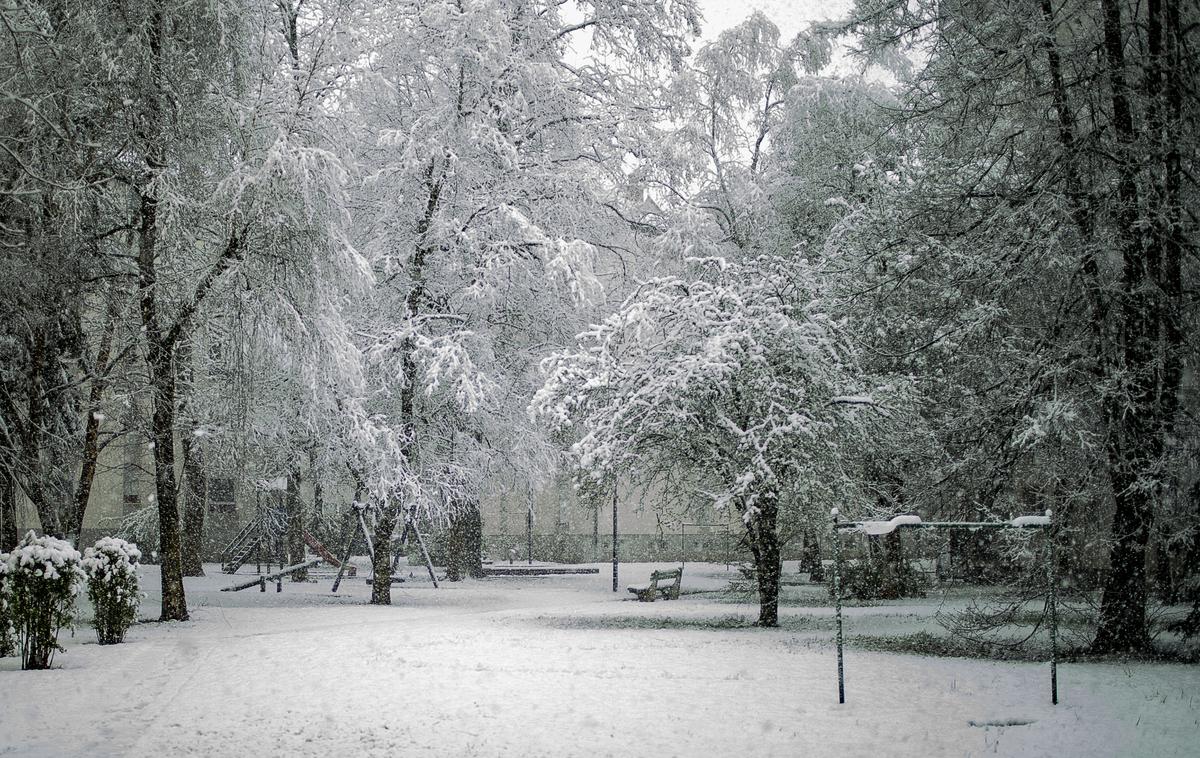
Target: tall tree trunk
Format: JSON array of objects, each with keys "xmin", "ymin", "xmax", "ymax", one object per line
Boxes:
[
  {"xmin": 370, "ymin": 158, "xmax": 443, "ymax": 605},
  {"xmin": 1, "ymin": 468, "xmax": 17, "ymax": 550},
  {"xmin": 139, "ymin": 185, "xmax": 188, "ymax": 620},
  {"xmin": 20, "ymin": 330, "xmax": 61, "ymax": 536},
  {"xmin": 133, "ymin": 3, "xmax": 186, "ymax": 624},
  {"xmin": 370, "ymin": 505, "xmax": 397, "ymax": 603},
  {"xmin": 148, "ymin": 355, "xmax": 187, "ymax": 621},
  {"xmin": 745, "ymin": 495, "xmax": 781, "ymax": 627},
  {"xmin": 463, "ymin": 502, "xmax": 484, "ymax": 579},
  {"xmin": 287, "ymin": 462, "xmax": 306, "ymax": 581},
  {"xmin": 1090, "ymin": 0, "xmax": 1184, "ymax": 654},
  {"xmin": 178, "ymin": 337, "xmax": 207, "ymax": 577},
  {"xmin": 444, "ymin": 502, "xmax": 483, "ymax": 581},
  {"xmin": 180, "ymin": 430, "xmax": 207, "ymax": 577},
  {"xmin": 69, "ymin": 302, "xmax": 119, "ymax": 542}
]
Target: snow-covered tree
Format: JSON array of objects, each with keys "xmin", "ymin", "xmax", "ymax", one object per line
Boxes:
[
  {"xmin": 347, "ymin": 0, "xmax": 700, "ymax": 603},
  {"xmin": 839, "ymin": 0, "xmax": 1198, "ymax": 652},
  {"xmin": 534, "ymin": 253, "xmax": 892, "ymax": 625}
]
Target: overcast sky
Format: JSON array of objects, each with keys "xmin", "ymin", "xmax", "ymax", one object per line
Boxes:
[{"xmin": 697, "ymin": 0, "xmax": 855, "ymax": 40}]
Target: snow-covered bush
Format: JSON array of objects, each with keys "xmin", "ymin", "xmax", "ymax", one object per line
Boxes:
[
  {"xmin": 0, "ymin": 555, "xmax": 14, "ymax": 657},
  {"xmin": 5, "ymin": 531, "xmax": 85, "ymax": 669},
  {"xmin": 82, "ymin": 537, "xmax": 142, "ymax": 645},
  {"xmin": 829, "ymin": 554, "xmax": 927, "ymax": 601}
]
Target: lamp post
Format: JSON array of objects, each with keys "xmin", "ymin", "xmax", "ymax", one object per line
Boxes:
[
  {"xmin": 611, "ymin": 487, "xmax": 618, "ymax": 592},
  {"xmin": 832, "ymin": 507, "xmax": 844, "ymax": 705}
]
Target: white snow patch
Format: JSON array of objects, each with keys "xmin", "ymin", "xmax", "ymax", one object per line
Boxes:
[
  {"xmin": 0, "ymin": 562, "xmax": 1194, "ymax": 758},
  {"xmin": 1010, "ymin": 515, "xmax": 1051, "ymax": 527},
  {"xmin": 856, "ymin": 514, "xmax": 923, "ymax": 535}
]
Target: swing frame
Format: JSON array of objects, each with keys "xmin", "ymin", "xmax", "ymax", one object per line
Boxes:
[
  {"xmin": 830, "ymin": 509, "xmax": 1058, "ymax": 705},
  {"xmin": 330, "ymin": 503, "xmax": 438, "ymax": 592}
]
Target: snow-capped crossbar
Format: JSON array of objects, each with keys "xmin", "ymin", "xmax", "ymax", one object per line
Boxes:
[{"xmin": 834, "ymin": 514, "xmax": 1052, "ymax": 535}]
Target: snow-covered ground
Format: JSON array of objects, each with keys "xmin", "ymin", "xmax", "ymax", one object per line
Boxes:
[{"xmin": 2, "ymin": 562, "xmax": 1197, "ymax": 757}]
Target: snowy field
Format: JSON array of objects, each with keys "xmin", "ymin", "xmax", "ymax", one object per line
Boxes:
[{"xmin": 2, "ymin": 562, "xmax": 1197, "ymax": 758}]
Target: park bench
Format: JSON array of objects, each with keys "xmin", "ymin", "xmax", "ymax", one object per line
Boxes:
[{"xmin": 627, "ymin": 567, "xmax": 683, "ymax": 602}]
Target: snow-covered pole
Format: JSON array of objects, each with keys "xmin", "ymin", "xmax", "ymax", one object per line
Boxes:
[
  {"xmin": 832, "ymin": 507, "xmax": 845, "ymax": 704},
  {"xmin": 1047, "ymin": 508, "xmax": 1058, "ymax": 705}
]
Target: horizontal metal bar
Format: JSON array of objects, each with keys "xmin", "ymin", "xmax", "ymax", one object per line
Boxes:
[{"xmin": 835, "ymin": 521, "xmax": 1049, "ymax": 531}]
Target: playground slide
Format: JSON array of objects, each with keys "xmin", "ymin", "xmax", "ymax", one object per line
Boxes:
[{"xmin": 303, "ymin": 531, "xmax": 357, "ymax": 576}]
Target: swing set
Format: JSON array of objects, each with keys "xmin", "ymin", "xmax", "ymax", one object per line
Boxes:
[
  {"xmin": 829, "ymin": 508, "xmax": 1058, "ymax": 705},
  {"xmin": 329, "ymin": 502, "xmax": 439, "ymax": 592}
]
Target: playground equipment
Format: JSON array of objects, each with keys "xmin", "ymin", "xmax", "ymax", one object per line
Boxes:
[
  {"xmin": 303, "ymin": 531, "xmax": 355, "ymax": 576},
  {"xmin": 220, "ymin": 482, "xmax": 289, "ymax": 574},
  {"xmin": 330, "ymin": 503, "xmax": 438, "ymax": 592},
  {"xmin": 219, "ymin": 477, "xmax": 354, "ymax": 580},
  {"xmin": 830, "ymin": 510, "xmax": 1057, "ymax": 705},
  {"xmin": 222, "ymin": 559, "xmax": 322, "ymax": 592}
]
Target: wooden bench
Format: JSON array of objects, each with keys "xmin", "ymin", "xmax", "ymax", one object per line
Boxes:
[{"xmin": 627, "ymin": 568, "xmax": 683, "ymax": 602}]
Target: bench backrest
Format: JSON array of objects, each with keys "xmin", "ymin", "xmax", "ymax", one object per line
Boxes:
[{"xmin": 650, "ymin": 569, "xmax": 682, "ymax": 581}]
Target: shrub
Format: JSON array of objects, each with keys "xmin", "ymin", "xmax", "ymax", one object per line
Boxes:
[
  {"xmin": 5, "ymin": 531, "xmax": 85, "ymax": 670},
  {"xmin": 829, "ymin": 556, "xmax": 927, "ymax": 601},
  {"xmin": 82, "ymin": 537, "xmax": 142, "ymax": 645}
]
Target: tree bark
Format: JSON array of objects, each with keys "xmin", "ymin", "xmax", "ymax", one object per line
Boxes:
[
  {"xmin": 800, "ymin": 529, "xmax": 824, "ymax": 582},
  {"xmin": 0, "ymin": 468, "xmax": 17, "ymax": 550},
  {"xmin": 1090, "ymin": 0, "xmax": 1185, "ymax": 654},
  {"xmin": 463, "ymin": 502, "xmax": 484, "ymax": 579},
  {"xmin": 369, "ymin": 158, "xmax": 443, "ymax": 605},
  {"xmin": 19, "ymin": 329, "xmax": 61, "ymax": 536},
  {"xmin": 148, "ymin": 353, "xmax": 188, "ymax": 621},
  {"xmin": 69, "ymin": 306, "xmax": 117, "ymax": 542},
  {"xmin": 310, "ymin": 448, "xmax": 325, "ymax": 523},
  {"xmin": 180, "ymin": 428, "xmax": 207, "ymax": 577},
  {"xmin": 286, "ymin": 462, "xmax": 306, "ymax": 581},
  {"xmin": 443, "ymin": 502, "xmax": 483, "ymax": 581},
  {"xmin": 370, "ymin": 505, "xmax": 397, "ymax": 603},
  {"xmin": 744, "ymin": 495, "xmax": 781, "ymax": 627},
  {"xmin": 445, "ymin": 512, "xmax": 465, "ymax": 582}
]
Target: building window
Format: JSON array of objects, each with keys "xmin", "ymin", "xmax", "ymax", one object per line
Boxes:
[{"xmin": 209, "ymin": 477, "xmax": 236, "ymax": 515}]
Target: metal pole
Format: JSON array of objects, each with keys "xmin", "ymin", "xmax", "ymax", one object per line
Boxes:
[
  {"xmin": 681, "ymin": 523, "xmax": 686, "ymax": 569},
  {"xmin": 832, "ymin": 508, "xmax": 845, "ymax": 704},
  {"xmin": 526, "ymin": 507, "xmax": 533, "ymax": 566},
  {"xmin": 358, "ymin": 509, "xmax": 375, "ymax": 561},
  {"xmin": 612, "ymin": 486, "xmax": 618, "ymax": 592},
  {"xmin": 256, "ymin": 493, "xmax": 262, "ymax": 575},
  {"xmin": 330, "ymin": 515, "xmax": 361, "ymax": 593},
  {"xmin": 410, "ymin": 516, "xmax": 439, "ymax": 588},
  {"xmin": 1048, "ymin": 509, "xmax": 1058, "ymax": 705}
]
